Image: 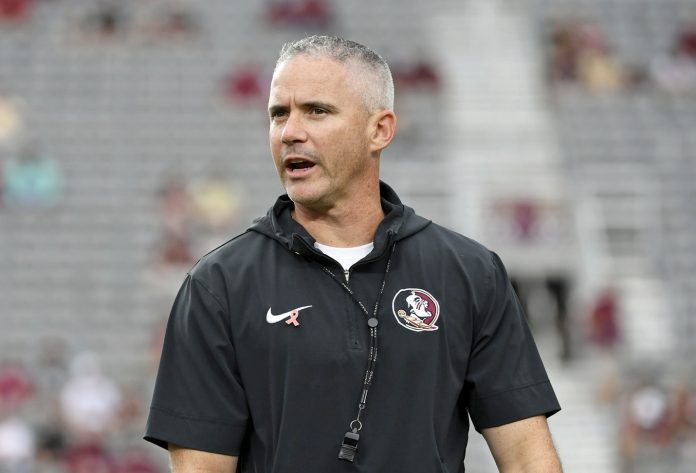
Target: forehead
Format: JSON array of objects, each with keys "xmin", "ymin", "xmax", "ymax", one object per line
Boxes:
[{"xmin": 269, "ymin": 55, "xmax": 359, "ymax": 103}]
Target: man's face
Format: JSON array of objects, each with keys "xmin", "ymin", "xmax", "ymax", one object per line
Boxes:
[{"xmin": 268, "ymin": 55, "xmax": 373, "ymax": 210}]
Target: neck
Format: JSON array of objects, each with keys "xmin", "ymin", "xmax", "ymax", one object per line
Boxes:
[{"xmin": 292, "ymin": 184, "xmax": 384, "ymax": 248}]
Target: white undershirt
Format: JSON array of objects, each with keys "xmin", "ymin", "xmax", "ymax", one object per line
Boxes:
[{"xmin": 314, "ymin": 242, "xmax": 374, "ymax": 278}]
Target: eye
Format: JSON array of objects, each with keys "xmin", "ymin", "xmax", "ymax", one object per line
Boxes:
[
  {"xmin": 269, "ymin": 108, "xmax": 288, "ymax": 121},
  {"xmin": 309, "ymin": 107, "xmax": 327, "ymax": 115}
]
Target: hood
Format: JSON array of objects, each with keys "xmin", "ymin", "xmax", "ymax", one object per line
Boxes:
[{"xmin": 248, "ymin": 181, "xmax": 431, "ymax": 256}]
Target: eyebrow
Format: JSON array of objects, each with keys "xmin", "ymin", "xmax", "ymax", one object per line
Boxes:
[
  {"xmin": 268, "ymin": 101, "xmax": 338, "ymax": 116},
  {"xmin": 268, "ymin": 104, "xmax": 288, "ymax": 116},
  {"xmin": 303, "ymin": 101, "xmax": 338, "ymax": 113}
]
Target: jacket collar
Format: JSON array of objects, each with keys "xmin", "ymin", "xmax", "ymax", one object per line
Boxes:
[{"xmin": 249, "ymin": 181, "xmax": 430, "ymax": 259}]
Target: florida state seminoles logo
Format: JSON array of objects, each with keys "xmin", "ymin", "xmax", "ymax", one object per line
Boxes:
[{"xmin": 392, "ymin": 288, "xmax": 439, "ymax": 332}]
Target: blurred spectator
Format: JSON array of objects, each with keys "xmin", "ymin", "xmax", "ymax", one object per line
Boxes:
[
  {"xmin": 650, "ymin": 52, "xmax": 696, "ymax": 93},
  {"xmin": 0, "ymin": 363, "xmax": 35, "ymax": 472},
  {"xmin": 159, "ymin": 177, "xmax": 193, "ymax": 239},
  {"xmin": 549, "ymin": 20, "xmax": 579, "ymax": 82},
  {"xmin": 546, "ymin": 276, "xmax": 572, "ymax": 362},
  {"xmin": 627, "ymin": 384, "xmax": 671, "ymax": 438},
  {"xmin": 619, "ymin": 380, "xmax": 677, "ymax": 472},
  {"xmin": 393, "ymin": 61, "xmax": 441, "ymax": 92},
  {"xmin": 156, "ymin": 177, "xmax": 195, "ymax": 268},
  {"xmin": 0, "ymin": 90, "xmax": 23, "ymax": 145},
  {"xmin": 266, "ymin": 0, "xmax": 332, "ymax": 28},
  {"xmin": 2, "ymin": 141, "xmax": 63, "ymax": 208},
  {"xmin": 76, "ymin": 2, "xmax": 128, "ymax": 42},
  {"xmin": 489, "ymin": 198, "xmax": 571, "ymax": 248},
  {"xmin": 671, "ymin": 380, "xmax": 696, "ymax": 471},
  {"xmin": 34, "ymin": 421, "xmax": 67, "ymax": 473},
  {"xmin": 191, "ymin": 175, "xmax": 241, "ymax": 234},
  {"xmin": 650, "ymin": 24, "xmax": 696, "ymax": 93},
  {"xmin": 672, "ymin": 380, "xmax": 696, "ymax": 434},
  {"xmin": 0, "ymin": 362, "xmax": 33, "ymax": 412},
  {"xmin": 548, "ymin": 20, "xmax": 625, "ymax": 92},
  {"xmin": 59, "ymin": 353, "xmax": 122, "ymax": 439},
  {"xmin": 589, "ymin": 287, "xmax": 621, "ymax": 351},
  {"xmin": 190, "ymin": 174, "xmax": 243, "ymax": 254},
  {"xmin": 575, "ymin": 22, "xmax": 625, "ymax": 92},
  {"xmin": 0, "ymin": 414, "xmax": 35, "ymax": 473},
  {"xmin": 158, "ymin": 232, "xmax": 194, "ymax": 267},
  {"xmin": 676, "ymin": 23, "xmax": 696, "ymax": 59},
  {"xmin": 61, "ymin": 440, "xmax": 114, "ymax": 473},
  {"xmin": 114, "ymin": 448, "xmax": 161, "ymax": 473},
  {"xmin": 222, "ymin": 64, "xmax": 266, "ymax": 103},
  {"xmin": 589, "ymin": 288, "xmax": 622, "ymax": 405},
  {"xmin": 114, "ymin": 385, "xmax": 143, "ymax": 436},
  {"xmin": 512, "ymin": 200, "xmax": 539, "ymax": 241},
  {"xmin": 0, "ymin": 0, "xmax": 33, "ymax": 24},
  {"xmin": 141, "ymin": 4, "xmax": 201, "ymax": 42}
]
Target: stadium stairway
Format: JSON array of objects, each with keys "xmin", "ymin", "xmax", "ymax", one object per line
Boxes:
[
  {"xmin": 431, "ymin": 1, "xmax": 618, "ymax": 471},
  {"xmin": 553, "ymin": 93, "xmax": 678, "ymax": 365},
  {"xmin": 463, "ymin": 331, "xmax": 620, "ymax": 473},
  {"xmin": 540, "ymin": 335, "xmax": 621, "ymax": 473},
  {"xmin": 431, "ymin": 0, "xmax": 576, "ymax": 273},
  {"xmin": 526, "ymin": 0, "xmax": 696, "ymax": 364}
]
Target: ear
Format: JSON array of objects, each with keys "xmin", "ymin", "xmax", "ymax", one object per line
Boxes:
[{"xmin": 368, "ymin": 110, "xmax": 397, "ymax": 154}]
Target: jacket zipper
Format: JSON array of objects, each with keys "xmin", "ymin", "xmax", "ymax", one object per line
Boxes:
[
  {"xmin": 342, "ymin": 230, "xmax": 394, "ymax": 283},
  {"xmin": 294, "ymin": 233, "xmax": 394, "ymax": 347},
  {"xmin": 294, "ymin": 238, "xmax": 360, "ymax": 347}
]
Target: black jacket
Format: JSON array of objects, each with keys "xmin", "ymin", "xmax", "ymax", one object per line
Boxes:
[{"xmin": 145, "ymin": 182, "xmax": 560, "ymax": 472}]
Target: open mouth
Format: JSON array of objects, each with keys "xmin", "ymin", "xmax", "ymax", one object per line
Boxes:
[{"xmin": 285, "ymin": 159, "xmax": 316, "ymax": 172}]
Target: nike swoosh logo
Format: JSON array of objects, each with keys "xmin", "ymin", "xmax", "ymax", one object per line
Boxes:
[{"xmin": 266, "ymin": 305, "xmax": 313, "ymax": 324}]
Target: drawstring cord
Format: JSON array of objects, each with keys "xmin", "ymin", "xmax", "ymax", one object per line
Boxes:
[{"xmin": 318, "ymin": 241, "xmax": 397, "ymax": 462}]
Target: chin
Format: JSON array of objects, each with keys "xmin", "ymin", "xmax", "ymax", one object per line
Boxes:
[
  {"xmin": 287, "ymin": 189, "xmax": 331, "ymax": 210},
  {"xmin": 285, "ymin": 182, "xmax": 322, "ymax": 204},
  {"xmin": 288, "ymin": 192, "xmax": 321, "ymax": 207}
]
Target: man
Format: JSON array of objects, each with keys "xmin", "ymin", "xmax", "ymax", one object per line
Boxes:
[{"xmin": 145, "ymin": 35, "xmax": 563, "ymax": 472}]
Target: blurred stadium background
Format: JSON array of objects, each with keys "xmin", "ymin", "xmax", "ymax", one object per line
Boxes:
[{"xmin": 1, "ymin": 0, "xmax": 695, "ymax": 472}]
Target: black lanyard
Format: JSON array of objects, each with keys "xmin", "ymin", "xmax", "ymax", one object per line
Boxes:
[{"xmin": 319, "ymin": 243, "xmax": 396, "ymax": 463}]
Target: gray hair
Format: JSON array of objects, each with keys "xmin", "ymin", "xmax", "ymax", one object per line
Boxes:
[{"xmin": 275, "ymin": 35, "xmax": 394, "ymax": 113}]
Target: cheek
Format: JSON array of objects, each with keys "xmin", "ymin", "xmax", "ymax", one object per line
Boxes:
[
  {"xmin": 269, "ymin": 140, "xmax": 283, "ymax": 174},
  {"xmin": 269, "ymin": 131, "xmax": 281, "ymax": 157},
  {"xmin": 326, "ymin": 126, "xmax": 363, "ymax": 153},
  {"xmin": 333, "ymin": 130, "xmax": 369, "ymax": 165}
]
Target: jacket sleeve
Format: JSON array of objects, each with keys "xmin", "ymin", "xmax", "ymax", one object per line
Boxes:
[
  {"xmin": 144, "ymin": 273, "xmax": 249, "ymax": 455},
  {"xmin": 464, "ymin": 252, "xmax": 560, "ymax": 431}
]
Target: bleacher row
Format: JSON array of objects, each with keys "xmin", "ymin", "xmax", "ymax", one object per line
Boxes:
[{"xmin": 530, "ymin": 0, "xmax": 695, "ymax": 58}]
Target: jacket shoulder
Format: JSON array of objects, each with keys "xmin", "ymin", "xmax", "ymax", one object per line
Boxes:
[
  {"xmin": 412, "ymin": 221, "xmax": 507, "ymax": 284},
  {"xmin": 188, "ymin": 230, "xmax": 269, "ymax": 284},
  {"xmin": 420, "ymin": 221, "xmax": 495, "ymax": 259}
]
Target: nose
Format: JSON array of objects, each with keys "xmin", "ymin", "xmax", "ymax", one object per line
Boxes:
[{"xmin": 281, "ymin": 112, "xmax": 307, "ymax": 145}]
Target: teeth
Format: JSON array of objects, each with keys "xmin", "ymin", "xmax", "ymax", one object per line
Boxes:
[{"xmin": 286, "ymin": 159, "xmax": 314, "ymax": 170}]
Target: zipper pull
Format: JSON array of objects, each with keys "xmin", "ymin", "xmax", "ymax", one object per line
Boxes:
[{"xmin": 344, "ymin": 269, "xmax": 350, "ymax": 282}]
